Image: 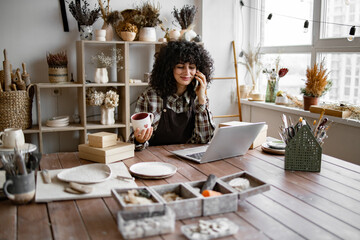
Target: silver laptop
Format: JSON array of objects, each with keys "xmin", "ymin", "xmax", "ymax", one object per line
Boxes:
[{"xmin": 171, "ymin": 122, "xmax": 266, "ymax": 163}]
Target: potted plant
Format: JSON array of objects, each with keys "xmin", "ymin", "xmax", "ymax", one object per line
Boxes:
[
  {"xmin": 97, "ymin": 0, "xmax": 123, "ymax": 41},
  {"xmin": 47, "ymin": 51, "xmax": 68, "ymax": 83},
  {"xmin": 133, "ymin": 1, "xmax": 162, "ymax": 41},
  {"xmin": 172, "ymin": 5, "xmax": 198, "ymax": 41},
  {"xmin": 117, "ymin": 23, "xmax": 138, "ymax": 41},
  {"xmin": 239, "ymin": 45, "xmax": 264, "ymax": 101},
  {"xmin": 86, "ymin": 88, "xmax": 119, "ymax": 125},
  {"xmin": 301, "ymin": 60, "xmax": 332, "ymax": 110},
  {"xmin": 67, "ymin": 0, "xmax": 101, "ymax": 40},
  {"xmin": 91, "ymin": 48, "xmax": 123, "ymax": 83}
]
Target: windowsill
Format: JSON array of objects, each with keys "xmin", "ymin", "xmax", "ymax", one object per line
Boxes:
[{"xmin": 241, "ymin": 99, "xmax": 360, "ymax": 128}]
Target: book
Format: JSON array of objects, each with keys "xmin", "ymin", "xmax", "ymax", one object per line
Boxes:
[
  {"xmin": 78, "ymin": 150, "xmax": 134, "ymax": 164},
  {"xmin": 78, "ymin": 142, "xmax": 135, "ymax": 157}
]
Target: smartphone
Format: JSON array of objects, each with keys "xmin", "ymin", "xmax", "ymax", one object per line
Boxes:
[{"xmin": 193, "ymin": 78, "xmax": 199, "ymax": 91}]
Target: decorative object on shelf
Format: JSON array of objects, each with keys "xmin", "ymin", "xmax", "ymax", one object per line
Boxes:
[
  {"xmin": 86, "ymin": 88, "xmax": 119, "ymax": 125},
  {"xmin": 47, "ymin": 51, "xmax": 68, "ymax": 83},
  {"xmin": 263, "ymin": 58, "xmax": 289, "ymax": 103},
  {"xmin": 275, "ymin": 91, "xmax": 288, "ymax": 105},
  {"xmin": 116, "ymin": 23, "xmax": 138, "ymax": 41},
  {"xmin": 94, "ymin": 29, "xmax": 106, "ymax": 41},
  {"xmin": 67, "ymin": 0, "xmax": 100, "ymax": 40},
  {"xmin": 239, "ymin": 85, "xmax": 251, "ymax": 99},
  {"xmin": 133, "ymin": 1, "xmax": 162, "ymax": 42},
  {"xmin": 91, "ymin": 48, "xmax": 123, "ymax": 83},
  {"xmin": 94, "ymin": 68, "xmax": 108, "ymax": 83},
  {"xmin": 97, "ymin": 0, "xmax": 123, "ymax": 41},
  {"xmin": 168, "ymin": 29, "xmax": 180, "ymax": 41},
  {"xmin": 310, "ymin": 103, "xmax": 360, "ymax": 120},
  {"xmin": 46, "ymin": 116, "xmax": 70, "ymax": 127},
  {"xmin": 172, "ymin": 5, "xmax": 197, "ymax": 41},
  {"xmin": 239, "ymin": 45, "xmax": 264, "ymax": 101},
  {"xmin": 301, "ymin": 59, "xmax": 332, "ymax": 110}
]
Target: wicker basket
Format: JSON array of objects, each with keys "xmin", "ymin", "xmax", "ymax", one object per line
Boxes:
[
  {"xmin": 0, "ymin": 84, "xmax": 34, "ymax": 131},
  {"xmin": 49, "ymin": 67, "xmax": 68, "ymax": 83},
  {"xmin": 284, "ymin": 123, "xmax": 322, "ymax": 172}
]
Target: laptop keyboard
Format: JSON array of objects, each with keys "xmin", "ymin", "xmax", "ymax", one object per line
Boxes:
[{"xmin": 186, "ymin": 152, "xmax": 205, "ymax": 160}]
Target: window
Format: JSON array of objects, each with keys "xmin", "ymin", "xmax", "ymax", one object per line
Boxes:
[{"xmin": 254, "ymin": 0, "xmax": 360, "ymax": 104}]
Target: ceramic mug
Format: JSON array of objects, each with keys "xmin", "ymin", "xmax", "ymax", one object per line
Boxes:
[
  {"xmin": 3, "ymin": 172, "xmax": 35, "ymax": 204},
  {"xmin": 131, "ymin": 112, "xmax": 154, "ymax": 131},
  {"xmin": 0, "ymin": 128, "xmax": 25, "ymax": 148}
]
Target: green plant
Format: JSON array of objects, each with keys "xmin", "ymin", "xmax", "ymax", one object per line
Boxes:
[
  {"xmin": 133, "ymin": 1, "xmax": 162, "ymax": 27},
  {"xmin": 46, "ymin": 51, "xmax": 68, "ymax": 67},
  {"xmin": 301, "ymin": 60, "xmax": 332, "ymax": 97},
  {"xmin": 172, "ymin": 5, "xmax": 197, "ymax": 30},
  {"xmin": 67, "ymin": 0, "xmax": 100, "ymax": 26}
]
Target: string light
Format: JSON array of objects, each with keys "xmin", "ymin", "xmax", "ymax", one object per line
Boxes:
[
  {"xmin": 303, "ymin": 20, "xmax": 309, "ymax": 33},
  {"xmin": 239, "ymin": 51, "xmax": 244, "ymax": 57},
  {"xmin": 266, "ymin": 13, "xmax": 273, "ymax": 23},
  {"xmin": 240, "ymin": 0, "xmax": 244, "ymax": 7},
  {"xmin": 347, "ymin": 26, "xmax": 356, "ymax": 41}
]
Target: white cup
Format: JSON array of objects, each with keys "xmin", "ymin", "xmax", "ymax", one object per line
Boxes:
[
  {"xmin": 131, "ymin": 112, "xmax": 154, "ymax": 131},
  {"xmin": 0, "ymin": 128, "xmax": 25, "ymax": 148}
]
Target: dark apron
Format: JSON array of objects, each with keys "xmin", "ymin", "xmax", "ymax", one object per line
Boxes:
[{"xmin": 149, "ymin": 96, "xmax": 195, "ymax": 146}]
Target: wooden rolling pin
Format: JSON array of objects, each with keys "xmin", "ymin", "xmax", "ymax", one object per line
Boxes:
[
  {"xmin": 3, "ymin": 49, "xmax": 11, "ymax": 91},
  {"xmin": 15, "ymin": 68, "xmax": 26, "ymax": 90},
  {"xmin": 22, "ymin": 62, "xmax": 31, "ymax": 86}
]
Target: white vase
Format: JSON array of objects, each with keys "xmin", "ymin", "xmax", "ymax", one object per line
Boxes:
[
  {"xmin": 80, "ymin": 25, "xmax": 93, "ymax": 40},
  {"xmin": 94, "ymin": 68, "xmax": 109, "ymax": 83},
  {"xmin": 139, "ymin": 27, "xmax": 156, "ymax": 42},
  {"xmin": 101, "ymin": 22, "xmax": 114, "ymax": 41},
  {"xmin": 101, "ymin": 106, "xmax": 115, "ymax": 125},
  {"xmin": 169, "ymin": 30, "xmax": 180, "ymax": 41}
]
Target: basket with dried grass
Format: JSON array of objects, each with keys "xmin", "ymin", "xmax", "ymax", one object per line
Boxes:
[
  {"xmin": 301, "ymin": 59, "xmax": 332, "ymax": 110},
  {"xmin": 47, "ymin": 51, "xmax": 68, "ymax": 83}
]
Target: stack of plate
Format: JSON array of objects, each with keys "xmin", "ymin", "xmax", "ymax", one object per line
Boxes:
[
  {"xmin": 261, "ymin": 140, "xmax": 286, "ymax": 155},
  {"xmin": 46, "ymin": 116, "xmax": 70, "ymax": 127},
  {"xmin": 129, "ymin": 162, "xmax": 177, "ymax": 179}
]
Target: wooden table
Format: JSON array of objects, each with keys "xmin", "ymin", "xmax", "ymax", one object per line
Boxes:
[{"xmin": 1, "ymin": 144, "xmax": 360, "ymax": 240}]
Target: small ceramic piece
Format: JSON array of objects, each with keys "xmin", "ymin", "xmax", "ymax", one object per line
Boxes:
[{"xmin": 228, "ymin": 178, "xmax": 250, "ymax": 191}]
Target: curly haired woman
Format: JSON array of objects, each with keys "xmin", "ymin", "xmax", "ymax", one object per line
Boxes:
[{"xmin": 130, "ymin": 41, "xmax": 216, "ymax": 150}]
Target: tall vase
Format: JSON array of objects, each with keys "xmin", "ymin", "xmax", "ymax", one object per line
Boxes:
[
  {"xmin": 139, "ymin": 27, "xmax": 156, "ymax": 42},
  {"xmin": 265, "ymin": 79, "xmax": 279, "ymax": 103},
  {"xmin": 101, "ymin": 22, "xmax": 114, "ymax": 41},
  {"xmin": 94, "ymin": 68, "xmax": 109, "ymax": 83},
  {"xmin": 80, "ymin": 25, "xmax": 93, "ymax": 40},
  {"xmin": 101, "ymin": 106, "xmax": 115, "ymax": 125}
]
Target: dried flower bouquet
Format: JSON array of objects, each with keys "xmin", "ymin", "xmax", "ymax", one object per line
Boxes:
[
  {"xmin": 67, "ymin": 0, "xmax": 100, "ymax": 26},
  {"xmin": 91, "ymin": 48, "xmax": 123, "ymax": 70}
]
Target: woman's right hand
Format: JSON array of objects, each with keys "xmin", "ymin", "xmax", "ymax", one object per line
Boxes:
[{"xmin": 134, "ymin": 127, "xmax": 153, "ymax": 143}]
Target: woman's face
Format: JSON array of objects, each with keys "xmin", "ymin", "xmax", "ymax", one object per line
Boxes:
[{"xmin": 173, "ymin": 62, "xmax": 197, "ymax": 88}]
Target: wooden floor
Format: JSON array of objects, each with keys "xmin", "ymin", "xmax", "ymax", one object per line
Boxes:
[{"xmin": 1, "ymin": 144, "xmax": 360, "ymax": 240}]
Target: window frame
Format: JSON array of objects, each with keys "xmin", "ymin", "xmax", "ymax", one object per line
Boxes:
[{"xmin": 252, "ymin": 0, "xmax": 360, "ymax": 99}]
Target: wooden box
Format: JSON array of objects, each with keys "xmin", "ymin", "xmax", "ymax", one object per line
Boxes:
[
  {"xmin": 78, "ymin": 142, "xmax": 134, "ymax": 164},
  {"xmin": 88, "ymin": 132, "xmax": 117, "ymax": 148},
  {"xmin": 185, "ymin": 180, "xmax": 238, "ymax": 216},
  {"xmin": 219, "ymin": 121, "xmax": 268, "ymax": 149},
  {"xmin": 309, "ymin": 105, "xmax": 352, "ymax": 119},
  {"xmin": 111, "ymin": 187, "xmax": 165, "ymax": 213},
  {"xmin": 220, "ymin": 171, "xmax": 270, "ymax": 200},
  {"xmin": 150, "ymin": 183, "xmax": 202, "ymax": 220}
]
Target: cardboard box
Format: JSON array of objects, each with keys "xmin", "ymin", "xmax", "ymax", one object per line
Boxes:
[
  {"xmin": 219, "ymin": 121, "xmax": 268, "ymax": 149},
  {"xmin": 309, "ymin": 105, "xmax": 352, "ymax": 118},
  {"xmin": 88, "ymin": 132, "xmax": 117, "ymax": 148},
  {"xmin": 78, "ymin": 150, "xmax": 134, "ymax": 164}
]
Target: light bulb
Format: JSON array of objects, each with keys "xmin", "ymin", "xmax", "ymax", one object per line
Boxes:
[
  {"xmin": 303, "ymin": 20, "xmax": 309, "ymax": 33},
  {"xmin": 239, "ymin": 51, "xmax": 244, "ymax": 57},
  {"xmin": 348, "ymin": 26, "xmax": 356, "ymax": 41},
  {"xmin": 266, "ymin": 13, "xmax": 273, "ymax": 23}
]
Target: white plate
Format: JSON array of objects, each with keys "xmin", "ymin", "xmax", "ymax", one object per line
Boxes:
[
  {"xmin": 267, "ymin": 140, "xmax": 286, "ymax": 149},
  {"xmin": 261, "ymin": 143, "xmax": 285, "ymax": 155},
  {"xmin": 57, "ymin": 164, "xmax": 112, "ymax": 184},
  {"xmin": 129, "ymin": 162, "xmax": 177, "ymax": 179},
  {"xmin": 0, "ymin": 143, "xmax": 37, "ymax": 153}
]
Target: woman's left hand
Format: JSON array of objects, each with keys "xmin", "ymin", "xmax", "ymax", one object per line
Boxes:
[{"xmin": 194, "ymin": 71, "xmax": 207, "ymax": 105}]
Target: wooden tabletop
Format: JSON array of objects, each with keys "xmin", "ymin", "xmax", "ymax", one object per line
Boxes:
[{"xmin": 1, "ymin": 144, "xmax": 360, "ymax": 240}]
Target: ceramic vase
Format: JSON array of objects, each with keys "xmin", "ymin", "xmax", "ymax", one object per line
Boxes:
[
  {"xmin": 303, "ymin": 95, "xmax": 318, "ymax": 110},
  {"xmin": 139, "ymin": 27, "xmax": 156, "ymax": 42},
  {"xmin": 80, "ymin": 25, "xmax": 93, "ymax": 40},
  {"xmin": 101, "ymin": 106, "xmax": 115, "ymax": 125},
  {"xmin": 265, "ymin": 79, "xmax": 279, "ymax": 103},
  {"xmin": 169, "ymin": 30, "xmax": 180, "ymax": 41},
  {"xmin": 94, "ymin": 68, "xmax": 109, "ymax": 83},
  {"xmin": 101, "ymin": 22, "xmax": 114, "ymax": 41}
]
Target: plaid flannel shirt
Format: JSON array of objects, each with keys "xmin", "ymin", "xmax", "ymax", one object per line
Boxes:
[{"xmin": 130, "ymin": 87, "xmax": 215, "ymax": 149}]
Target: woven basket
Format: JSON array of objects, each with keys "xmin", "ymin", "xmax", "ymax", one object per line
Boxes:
[
  {"xmin": 284, "ymin": 123, "xmax": 322, "ymax": 172},
  {"xmin": 49, "ymin": 67, "xmax": 68, "ymax": 83},
  {"xmin": 0, "ymin": 84, "xmax": 34, "ymax": 131}
]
